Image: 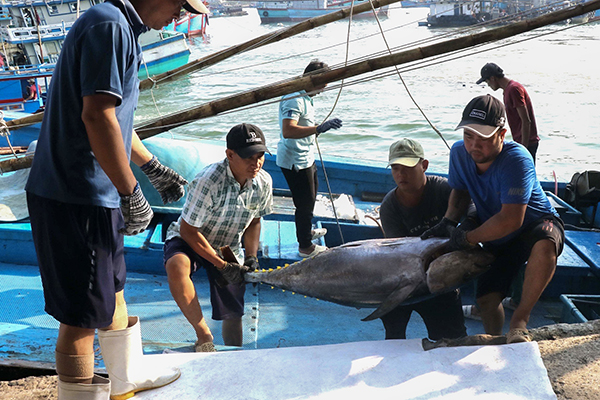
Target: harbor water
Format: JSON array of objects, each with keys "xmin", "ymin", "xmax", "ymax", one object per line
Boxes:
[{"xmin": 136, "ymin": 7, "xmax": 600, "ymax": 183}]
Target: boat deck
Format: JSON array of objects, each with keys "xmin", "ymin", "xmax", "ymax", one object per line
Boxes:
[{"xmin": 2, "ymin": 211, "xmax": 599, "ymax": 374}]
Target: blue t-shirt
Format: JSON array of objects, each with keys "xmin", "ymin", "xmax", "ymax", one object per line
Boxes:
[
  {"xmin": 26, "ymin": 0, "xmax": 144, "ymax": 208},
  {"xmin": 276, "ymin": 91, "xmax": 316, "ymax": 170},
  {"xmin": 448, "ymin": 140, "xmax": 558, "ymax": 244}
]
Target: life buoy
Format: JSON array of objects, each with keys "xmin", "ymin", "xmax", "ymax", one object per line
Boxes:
[{"xmin": 263, "ymin": 11, "xmax": 269, "ymax": 17}]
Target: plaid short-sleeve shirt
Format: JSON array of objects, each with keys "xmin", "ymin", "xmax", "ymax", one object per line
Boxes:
[{"xmin": 166, "ymin": 159, "xmax": 273, "ymax": 262}]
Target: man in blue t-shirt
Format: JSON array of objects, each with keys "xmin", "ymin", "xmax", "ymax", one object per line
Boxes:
[
  {"xmin": 24, "ymin": 0, "xmax": 208, "ymax": 398},
  {"xmin": 422, "ymin": 95, "xmax": 564, "ymax": 344}
]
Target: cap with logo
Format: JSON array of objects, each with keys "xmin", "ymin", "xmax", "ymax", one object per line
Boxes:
[
  {"xmin": 183, "ymin": 0, "xmax": 209, "ymax": 14},
  {"xmin": 388, "ymin": 138, "xmax": 424, "ymax": 167},
  {"xmin": 226, "ymin": 123, "xmax": 270, "ymax": 159},
  {"xmin": 455, "ymin": 95, "xmax": 506, "ymax": 138},
  {"xmin": 476, "ymin": 62, "xmax": 504, "ymax": 84}
]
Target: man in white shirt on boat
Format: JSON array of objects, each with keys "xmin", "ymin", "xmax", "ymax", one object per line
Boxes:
[
  {"xmin": 163, "ymin": 123, "xmax": 273, "ymax": 352},
  {"xmin": 277, "ymin": 59, "xmax": 343, "ymax": 258}
]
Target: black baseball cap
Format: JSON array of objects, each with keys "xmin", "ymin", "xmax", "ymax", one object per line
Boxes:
[
  {"xmin": 226, "ymin": 123, "xmax": 270, "ymax": 159},
  {"xmin": 455, "ymin": 95, "xmax": 506, "ymax": 138},
  {"xmin": 476, "ymin": 62, "xmax": 504, "ymax": 84},
  {"xmin": 183, "ymin": 0, "xmax": 209, "ymax": 14}
]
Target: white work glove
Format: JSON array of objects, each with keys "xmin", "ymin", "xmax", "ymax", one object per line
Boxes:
[{"xmin": 119, "ymin": 182, "xmax": 154, "ymax": 235}]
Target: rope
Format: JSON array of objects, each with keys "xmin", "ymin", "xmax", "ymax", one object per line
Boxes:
[
  {"xmin": 0, "ymin": 111, "xmax": 17, "ymax": 159},
  {"xmin": 312, "ymin": 0, "xmax": 362, "ymax": 246}
]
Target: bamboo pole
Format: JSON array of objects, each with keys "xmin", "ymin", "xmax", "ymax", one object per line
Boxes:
[
  {"xmin": 4, "ymin": 112, "xmax": 44, "ymax": 130},
  {"xmin": 134, "ymin": 0, "xmax": 600, "ymax": 139},
  {"xmin": 138, "ymin": 0, "xmax": 403, "ymax": 90},
  {"xmin": 2, "ymin": 0, "xmax": 599, "ymax": 173}
]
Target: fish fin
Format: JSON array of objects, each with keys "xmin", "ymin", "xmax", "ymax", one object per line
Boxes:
[{"xmin": 361, "ymin": 284, "xmax": 422, "ymax": 321}]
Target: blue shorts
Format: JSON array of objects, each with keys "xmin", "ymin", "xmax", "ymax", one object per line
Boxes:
[
  {"xmin": 476, "ymin": 215, "xmax": 565, "ymax": 299},
  {"xmin": 27, "ymin": 192, "xmax": 126, "ymax": 329},
  {"xmin": 163, "ymin": 237, "xmax": 245, "ymax": 320}
]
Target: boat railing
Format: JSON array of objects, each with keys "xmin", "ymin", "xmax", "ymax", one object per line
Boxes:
[
  {"xmin": 0, "ymin": 63, "xmax": 55, "ymax": 77},
  {"xmin": 0, "ymin": 21, "xmax": 72, "ymax": 43}
]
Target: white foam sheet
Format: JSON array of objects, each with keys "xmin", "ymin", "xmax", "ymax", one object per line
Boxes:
[{"xmin": 135, "ymin": 339, "xmax": 556, "ymax": 400}]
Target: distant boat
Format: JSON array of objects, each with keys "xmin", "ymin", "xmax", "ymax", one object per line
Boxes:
[
  {"xmin": 208, "ymin": 0, "xmax": 249, "ymax": 18},
  {"xmin": 164, "ymin": 11, "xmax": 209, "ymax": 37},
  {"xmin": 138, "ymin": 30, "xmax": 192, "ymax": 80},
  {"xmin": 400, "ymin": 0, "xmax": 433, "ymax": 8},
  {"xmin": 256, "ymin": 0, "xmax": 389, "ymax": 24},
  {"xmin": 421, "ymin": 0, "xmax": 526, "ymax": 27},
  {"xmin": 0, "ymin": 0, "xmax": 193, "ymax": 105},
  {"xmin": 0, "ymin": 67, "xmax": 49, "ymax": 114}
]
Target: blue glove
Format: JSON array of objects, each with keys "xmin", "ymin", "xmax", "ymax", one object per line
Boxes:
[
  {"xmin": 316, "ymin": 118, "xmax": 343, "ymax": 135},
  {"xmin": 140, "ymin": 155, "xmax": 188, "ymax": 205},
  {"xmin": 119, "ymin": 182, "xmax": 154, "ymax": 236},
  {"xmin": 420, "ymin": 217, "xmax": 458, "ymax": 240}
]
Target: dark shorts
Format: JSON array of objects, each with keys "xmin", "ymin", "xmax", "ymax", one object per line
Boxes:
[
  {"xmin": 476, "ymin": 215, "xmax": 565, "ymax": 299},
  {"xmin": 380, "ymin": 290, "xmax": 466, "ymax": 341},
  {"xmin": 163, "ymin": 237, "xmax": 245, "ymax": 320},
  {"xmin": 27, "ymin": 192, "xmax": 126, "ymax": 329}
]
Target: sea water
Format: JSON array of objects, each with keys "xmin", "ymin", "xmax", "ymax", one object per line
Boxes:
[{"xmin": 136, "ymin": 7, "xmax": 600, "ymax": 183}]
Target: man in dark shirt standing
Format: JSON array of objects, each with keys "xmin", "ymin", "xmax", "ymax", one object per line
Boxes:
[{"xmin": 378, "ymin": 138, "xmax": 467, "ymax": 340}]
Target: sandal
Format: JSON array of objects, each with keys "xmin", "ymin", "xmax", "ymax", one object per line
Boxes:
[
  {"xmin": 195, "ymin": 341, "xmax": 217, "ymax": 353},
  {"xmin": 462, "ymin": 305, "xmax": 482, "ymax": 321},
  {"xmin": 506, "ymin": 328, "xmax": 531, "ymax": 344}
]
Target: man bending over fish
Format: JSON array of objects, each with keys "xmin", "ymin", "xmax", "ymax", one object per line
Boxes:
[
  {"xmin": 164, "ymin": 124, "xmax": 273, "ymax": 352},
  {"xmin": 422, "ymin": 95, "xmax": 564, "ymax": 344},
  {"xmin": 379, "ymin": 138, "xmax": 467, "ymax": 341}
]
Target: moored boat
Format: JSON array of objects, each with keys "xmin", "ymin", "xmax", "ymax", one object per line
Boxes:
[
  {"xmin": 256, "ymin": 0, "xmax": 390, "ymax": 24},
  {"xmin": 0, "ymin": 0, "xmax": 194, "ymax": 94},
  {"xmin": 138, "ymin": 30, "xmax": 192, "ymax": 79},
  {"xmin": 164, "ymin": 10, "xmax": 209, "ymax": 37}
]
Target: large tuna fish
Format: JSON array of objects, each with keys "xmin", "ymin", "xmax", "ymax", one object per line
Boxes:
[{"xmin": 245, "ymin": 237, "xmax": 494, "ymax": 321}]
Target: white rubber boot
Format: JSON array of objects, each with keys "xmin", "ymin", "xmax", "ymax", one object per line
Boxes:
[
  {"xmin": 98, "ymin": 316, "xmax": 181, "ymax": 400},
  {"xmin": 58, "ymin": 375, "xmax": 110, "ymax": 400}
]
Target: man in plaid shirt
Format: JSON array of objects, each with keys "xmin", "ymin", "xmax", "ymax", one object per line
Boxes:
[{"xmin": 164, "ymin": 124, "xmax": 273, "ymax": 352}]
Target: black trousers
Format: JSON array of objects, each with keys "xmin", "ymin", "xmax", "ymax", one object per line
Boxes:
[
  {"xmin": 281, "ymin": 163, "xmax": 318, "ymax": 249},
  {"xmin": 380, "ymin": 290, "xmax": 467, "ymax": 341}
]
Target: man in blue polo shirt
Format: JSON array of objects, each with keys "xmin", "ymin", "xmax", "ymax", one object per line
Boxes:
[
  {"xmin": 422, "ymin": 95, "xmax": 564, "ymax": 344},
  {"xmin": 25, "ymin": 0, "xmax": 208, "ymax": 398}
]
